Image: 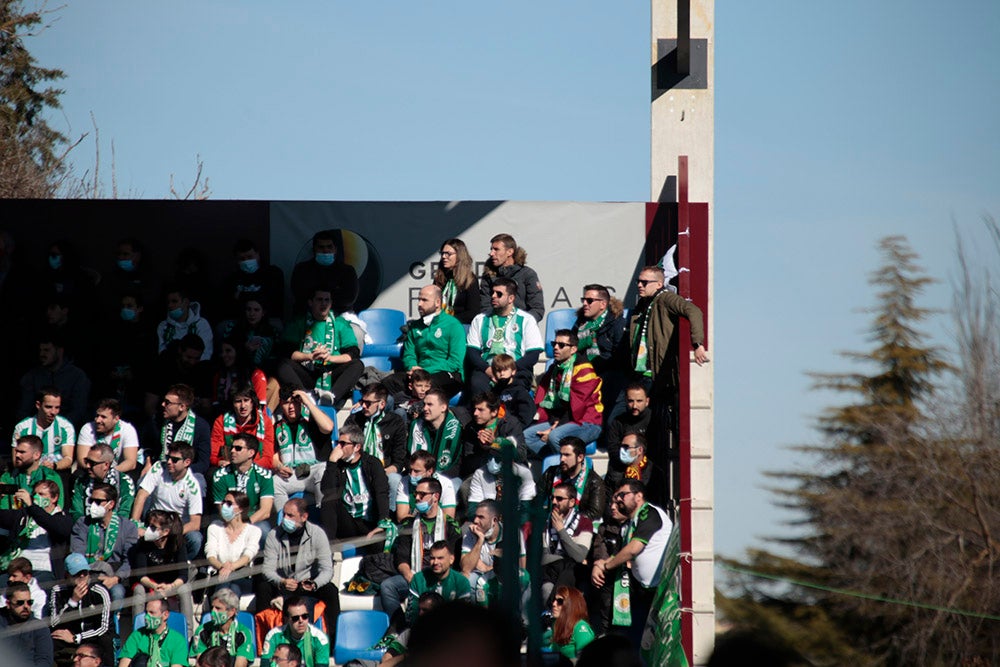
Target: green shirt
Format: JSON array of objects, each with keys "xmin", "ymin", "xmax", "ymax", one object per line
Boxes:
[
  {"xmin": 70, "ymin": 470, "xmax": 135, "ymax": 520},
  {"xmin": 120, "ymin": 627, "xmax": 189, "ymax": 667},
  {"xmin": 406, "ymin": 567, "xmax": 472, "ymax": 624},
  {"xmin": 0, "ymin": 466, "xmax": 64, "ymax": 509},
  {"xmin": 261, "ymin": 625, "xmax": 330, "ymax": 667},
  {"xmin": 543, "ymin": 619, "xmax": 596, "ymax": 660},
  {"xmin": 282, "ymin": 314, "xmax": 358, "ymax": 354},
  {"xmin": 402, "ymin": 312, "xmax": 466, "ymax": 378},
  {"xmin": 190, "ymin": 619, "xmax": 256, "ymax": 662},
  {"xmin": 212, "ymin": 463, "xmax": 274, "ymax": 510}
]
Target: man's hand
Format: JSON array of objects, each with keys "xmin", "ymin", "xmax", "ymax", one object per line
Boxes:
[
  {"xmin": 14, "ymin": 489, "xmax": 32, "ymax": 507},
  {"xmin": 72, "ymin": 579, "xmax": 88, "ymax": 602},
  {"xmin": 283, "ymin": 578, "xmax": 300, "ymax": 591},
  {"xmin": 477, "ymin": 428, "xmax": 495, "ymax": 446},
  {"xmin": 41, "ymin": 459, "xmax": 55, "ymax": 469},
  {"xmin": 550, "ymin": 509, "xmax": 564, "ymax": 532},
  {"xmin": 591, "ymin": 560, "xmax": 607, "ymax": 587},
  {"xmin": 470, "ymin": 523, "xmax": 486, "ymax": 541},
  {"xmin": 366, "ymin": 527, "xmax": 386, "ymax": 539},
  {"xmin": 301, "ymin": 580, "xmax": 317, "ymax": 592},
  {"xmin": 51, "ymin": 629, "xmax": 75, "ymax": 643},
  {"xmin": 694, "ymin": 346, "xmax": 708, "ymax": 366},
  {"xmin": 99, "ymin": 575, "xmax": 119, "ymax": 589},
  {"xmin": 275, "ymin": 465, "xmax": 294, "ymax": 479},
  {"xmin": 538, "ymin": 428, "xmax": 553, "ymax": 444}
]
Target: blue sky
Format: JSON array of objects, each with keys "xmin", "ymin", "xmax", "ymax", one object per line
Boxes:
[{"xmin": 32, "ymin": 1, "xmax": 1000, "ymax": 559}]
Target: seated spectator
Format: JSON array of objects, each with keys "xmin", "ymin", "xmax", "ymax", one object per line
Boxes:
[
  {"xmin": 380, "ymin": 477, "xmax": 461, "ymax": 619},
  {"xmin": 142, "ymin": 383, "xmax": 212, "ymax": 478},
  {"xmin": 132, "ymin": 442, "xmax": 204, "ymax": 560},
  {"xmin": 395, "ymin": 451, "xmax": 457, "ymax": 522},
  {"xmin": 118, "ymin": 597, "xmax": 188, "ymax": 667},
  {"xmin": 318, "ymin": 424, "xmax": 389, "ymax": 541},
  {"xmin": 196, "ymin": 646, "xmax": 234, "ymax": 667},
  {"xmin": 478, "ymin": 233, "xmax": 544, "ymax": 321},
  {"xmin": 543, "ymin": 586, "xmax": 595, "ymax": 661},
  {"xmin": 433, "ymin": 238, "xmax": 480, "ymax": 325},
  {"xmin": 0, "ymin": 558, "xmax": 46, "ymax": 618},
  {"xmin": 604, "ymin": 382, "xmax": 652, "ymax": 478},
  {"xmin": 0, "ymin": 582, "xmax": 53, "ymax": 666},
  {"xmin": 210, "ymin": 384, "xmax": 276, "ymax": 469},
  {"xmin": 219, "ymin": 238, "xmax": 285, "ymax": 322},
  {"xmin": 272, "ymin": 387, "xmax": 333, "ymax": 510},
  {"xmin": 541, "ymin": 483, "xmax": 594, "ymax": 603},
  {"xmin": 69, "ymin": 482, "xmax": 137, "ymax": 602},
  {"xmin": 71, "ymin": 443, "xmax": 136, "ymax": 521},
  {"xmin": 210, "ymin": 338, "xmax": 268, "ymax": 417},
  {"xmin": 408, "ymin": 540, "xmax": 472, "ymax": 624},
  {"xmin": 142, "ymin": 333, "xmax": 214, "ymax": 418},
  {"xmin": 604, "ymin": 433, "xmax": 667, "ymax": 511},
  {"xmin": 459, "ymin": 501, "xmax": 524, "ymax": 606},
  {"xmin": 1, "ymin": 482, "xmax": 72, "ymax": 581},
  {"xmin": 157, "ymin": 283, "xmax": 213, "ymax": 360},
  {"xmin": 76, "ymin": 399, "xmax": 140, "ymax": 474},
  {"xmin": 204, "ymin": 491, "xmax": 261, "ymax": 598},
  {"xmin": 211, "ymin": 433, "xmax": 275, "ymax": 538},
  {"xmin": 290, "ymin": 229, "xmax": 359, "ymax": 315},
  {"xmin": 40, "ymin": 293, "xmax": 98, "ymax": 376},
  {"xmin": 99, "ymin": 237, "xmax": 152, "ymax": 320},
  {"xmin": 276, "ymin": 287, "xmax": 364, "ymax": 408},
  {"xmin": 587, "ymin": 501, "xmax": 628, "ymax": 635},
  {"xmin": 19, "ymin": 330, "xmax": 91, "ymax": 428},
  {"xmin": 524, "ymin": 329, "xmax": 603, "ymax": 459},
  {"xmin": 219, "ymin": 295, "xmax": 279, "ymax": 369},
  {"xmin": 128, "ymin": 510, "xmax": 195, "ymax": 632},
  {"xmin": 466, "ymin": 276, "xmax": 543, "ymax": 396},
  {"xmin": 382, "ymin": 285, "xmax": 465, "ymax": 398},
  {"xmin": 96, "ymin": 289, "xmax": 157, "ymax": 414},
  {"xmin": 48, "ymin": 553, "xmax": 115, "ymax": 667},
  {"xmin": 541, "ymin": 438, "xmax": 606, "ymax": 522},
  {"xmin": 260, "ymin": 598, "xmax": 331, "ymax": 667},
  {"xmin": 1, "ymin": 435, "xmax": 64, "ymax": 509},
  {"xmin": 344, "ymin": 383, "xmax": 406, "ymax": 493},
  {"xmin": 256, "ymin": 499, "xmax": 339, "ymax": 641},
  {"xmin": 466, "ymin": 440, "xmax": 536, "ymax": 518},
  {"xmin": 488, "ymin": 354, "xmax": 534, "ymax": 430},
  {"xmin": 190, "ymin": 588, "xmax": 256, "ymax": 667},
  {"xmin": 572, "ymin": 284, "xmax": 628, "ymax": 380},
  {"xmin": 11, "ymin": 387, "xmax": 76, "ymax": 472},
  {"xmin": 390, "ymin": 368, "xmax": 431, "ymax": 425},
  {"xmin": 69, "ymin": 643, "xmax": 110, "ymax": 667},
  {"xmin": 460, "ymin": 391, "xmax": 525, "ymax": 477},
  {"xmin": 406, "ymin": 389, "xmax": 462, "ymax": 481}
]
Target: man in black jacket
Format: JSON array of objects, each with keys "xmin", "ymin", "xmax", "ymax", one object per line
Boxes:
[
  {"xmin": 0, "ymin": 582, "xmax": 53, "ymax": 667},
  {"xmin": 0, "ymin": 481, "xmax": 73, "ymax": 580},
  {"xmin": 319, "ymin": 424, "xmax": 390, "ymax": 541},
  {"xmin": 539, "ymin": 437, "xmax": 606, "ymax": 521},
  {"xmin": 459, "ymin": 392, "xmax": 525, "ymax": 477},
  {"xmin": 48, "ymin": 553, "xmax": 115, "ymax": 667},
  {"xmin": 478, "ymin": 233, "xmax": 544, "ymax": 322},
  {"xmin": 344, "ymin": 383, "xmax": 407, "ymax": 493}
]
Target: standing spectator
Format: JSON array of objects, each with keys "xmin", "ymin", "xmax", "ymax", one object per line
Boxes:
[
  {"xmin": 0, "ymin": 582, "xmax": 53, "ymax": 667},
  {"xmin": 69, "ymin": 482, "xmax": 137, "ymax": 602},
  {"xmin": 290, "ymin": 230, "xmax": 359, "ymax": 315},
  {"xmin": 76, "ymin": 399, "xmax": 140, "ymax": 474},
  {"xmin": 48, "ymin": 553, "xmax": 115, "ymax": 667},
  {"xmin": 11, "ymin": 388, "xmax": 76, "ymax": 472},
  {"xmin": 478, "ymin": 233, "xmax": 544, "ymax": 322},
  {"xmin": 573, "ymin": 284, "xmax": 628, "ymax": 408},
  {"xmin": 433, "ymin": 239, "xmax": 480, "ymax": 324}
]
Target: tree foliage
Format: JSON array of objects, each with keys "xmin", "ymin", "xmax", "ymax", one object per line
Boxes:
[{"xmin": 720, "ymin": 234, "xmax": 1000, "ymax": 666}]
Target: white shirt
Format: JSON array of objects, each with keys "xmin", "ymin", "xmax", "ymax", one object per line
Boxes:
[
  {"xmin": 12, "ymin": 416, "xmax": 76, "ymax": 463},
  {"xmin": 139, "ymin": 462, "xmax": 203, "ymax": 521},
  {"xmin": 460, "ymin": 524, "xmax": 526, "ymax": 573},
  {"xmin": 78, "ymin": 419, "xmax": 139, "ymax": 463},
  {"xmin": 468, "ymin": 463, "xmax": 536, "ymax": 504},
  {"xmin": 396, "ymin": 472, "xmax": 456, "ymax": 509},
  {"xmin": 205, "ymin": 520, "xmax": 262, "ymax": 565}
]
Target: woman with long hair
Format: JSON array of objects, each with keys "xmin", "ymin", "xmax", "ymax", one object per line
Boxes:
[
  {"xmin": 545, "ymin": 585, "xmax": 596, "ymax": 660},
  {"xmin": 204, "ymin": 490, "xmax": 261, "ymax": 598},
  {"xmin": 433, "ymin": 238, "xmax": 480, "ymax": 324},
  {"xmin": 129, "ymin": 510, "xmax": 196, "ymax": 631},
  {"xmin": 211, "ymin": 338, "xmax": 267, "ymax": 417}
]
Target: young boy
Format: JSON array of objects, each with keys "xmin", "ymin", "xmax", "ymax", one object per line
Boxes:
[
  {"xmin": 489, "ymin": 354, "xmax": 535, "ymax": 429},
  {"xmin": 393, "ymin": 368, "xmax": 433, "ymax": 425}
]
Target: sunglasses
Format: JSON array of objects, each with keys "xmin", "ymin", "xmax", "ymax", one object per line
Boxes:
[
  {"xmin": 229, "ymin": 446, "xmax": 249, "ymax": 452},
  {"xmin": 360, "ymin": 399, "xmax": 381, "ymax": 407},
  {"xmin": 11, "ymin": 599, "xmax": 33, "ymax": 607},
  {"xmin": 551, "ymin": 341, "xmax": 572, "ymax": 349},
  {"xmin": 553, "ymin": 597, "xmax": 565, "ymax": 606},
  {"xmin": 551, "ymin": 495, "xmax": 570, "ymax": 502},
  {"xmin": 413, "ymin": 491, "xmax": 434, "ymax": 499},
  {"xmin": 491, "ymin": 291, "xmax": 506, "ymax": 298},
  {"xmin": 83, "ymin": 458, "xmax": 105, "ymax": 467},
  {"xmin": 613, "ymin": 491, "xmax": 635, "ymax": 501},
  {"xmin": 335, "ymin": 440, "xmax": 355, "ymax": 447},
  {"xmin": 580, "ymin": 297, "xmax": 606, "ymax": 305},
  {"xmin": 166, "ymin": 455, "xmax": 185, "ymax": 463},
  {"xmin": 636, "ymin": 278, "xmax": 661, "ymax": 287},
  {"xmin": 88, "ymin": 497, "xmax": 108, "ymax": 504},
  {"xmin": 289, "ymin": 613, "xmax": 309, "ymax": 622}
]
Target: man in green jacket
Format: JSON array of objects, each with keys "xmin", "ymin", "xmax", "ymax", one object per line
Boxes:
[{"xmin": 406, "ymin": 540, "xmax": 471, "ymax": 625}]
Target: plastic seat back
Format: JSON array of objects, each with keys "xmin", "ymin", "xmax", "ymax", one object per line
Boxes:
[{"xmin": 333, "ymin": 610, "xmax": 390, "ymax": 664}]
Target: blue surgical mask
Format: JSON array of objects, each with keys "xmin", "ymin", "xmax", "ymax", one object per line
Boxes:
[
  {"xmin": 48, "ymin": 255, "xmax": 62, "ymax": 270},
  {"xmin": 239, "ymin": 258, "xmax": 259, "ymax": 274},
  {"xmin": 168, "ymin": 307, "xmax": 185, "ymax": 321},
  {"xmin": 220, "ymin": 503, "xmax": 236, "ymax": 522},
  {"xmin": 281, "ymin": 517, "xmax": 299, "ymax": 533},
  {"xmin": 486, "ymin": 458, "xmax": 502, "ymax": 475},
  {"xmin": 120, "ymin": 307, "xmax": 137, "ymax": 322},
  {"xmin": 117, "ymin": 259, "xmax": 135, "ymax": 272},
  {"xmin": 619, "ymin": 447, "xmax": 637, "ymax": 465},
  {"xmin": 315, "ymin": 252, "xmax": 335, "ymax": 266},
  {"xmin": 410, "ymin": 474, "xmax": 422, "ymax": 487},
  {"xmin": 414, "ymin": 501, "xmax": 431, "ymax": 514}
]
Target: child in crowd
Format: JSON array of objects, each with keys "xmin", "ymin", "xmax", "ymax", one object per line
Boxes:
[
  {"xmin": 392, "ymin": 368, "xmax": 433, "ymax": 425},
  {"xmin": 489, "ymin": 354, "xmax": 534, "ymax": 429}
]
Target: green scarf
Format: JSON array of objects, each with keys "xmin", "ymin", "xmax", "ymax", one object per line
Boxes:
[
  {"xmin": 408, "ymin": 411, "xmax": 462, "ymax": 470},
  {"xmin": 95, "ymin": 421, "xmax": 124, "ymax": 460},
  {"xmin": 86, "ymin": 514, "xmax": 121, "ymax": 562},
  {"xmin": 343, "ymin": 459, "xmax": 371, "ymax": 519},
  {"xmin": 276, "ymin": 420, "xmax": 318, "ymax": 465},
  {"xmin": 301, "ymin": 313, "xmax": 340, "ymax": 392},
  {"xmin": 149, "ymin": 629, "xmax": 168, "ymax": 667},
  {"xmin": 575, "ymin": 310, "xmax": 607, "ymax": 361},
  {"xmin": 612, "ymin": 502, "xmax": 648, "ymax": 626},
  {"xmin": 632, "ymin": 292, "xmax": 663, "ymax": 377},
  {"xmin": 540, "ymin": 355, "xmax": 574, "ymax": 410},
  {"xmin": 410, "ymin": 512, "xmax": 447, "ymax": 572},
  {"xmin": 487, "ymin": 314, "xmax": 512, "ymax": 357},
  {"xmin": 362, "ymin": 412, "xmax": 385, "ymax": 463},
  {"xmin": 160, "ymin": 411, "xmax": 197, "ymax": 458},
  {"xmin": 223, "ymin": 410, "xmax": 267, "ymax": 448},
  {"xmin": 441, "ymin": 279, "xmax": 457, "ymax": 316}
]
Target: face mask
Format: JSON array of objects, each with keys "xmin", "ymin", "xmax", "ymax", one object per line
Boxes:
[
  {"xmin": 220, "ymin": 503, "xmax": 236, "ymax": 522},
  {"xmin": 410, "ymin": 474, "xmax": 422, "ymax": 487},
  {"xmin": 281, "ymin": 517, "xmax": 299, "ymax": 533},
  {"xmin": 87, "ymin": 502, "xmax": 107, "ymax": 520},
  {"xmin": 415, "ymin": 501, "xmax": 431, "ymax": 514},
  {"xmin": 117, "ymin": 259, "xmax": 135, "ymax": 272},
  {"xmin": 168, "ymin": 307, "xmax": 185, "ymax": 321},
  {"xmin": 33, "ymin": 495, "xmax": 50, "ymax": 509},
  {"xmin": 143, "ymin": 528, "xmax": 163, "ymax": 542},
  {"xmin": 48, "ymin": 255, "xmax": 62, "ymax": 270},
  {"xmin": 484, "ymin": 525, "xmax": 496, "ymax": 540},
  {"xmin": 239, "ymin": 258, "xmax": 259, "ymax": 274},
  {"xmin": 619, "ymin": 448, "xmax": 637, "ymax": 465},
  {"xmin": 315, "ymin": 252, "xmax": 335, "ymax": 266},
  {"xmin": 211, "ymin": 610, "xmax": 229, "ymax": 625},
  {"xmin": 145, "ymin": 614, "xmax": 163, "ymax": 631},
  {"xmin": 486, "ymin": 458, "xmax": 502, "ymax": 475},
  {"xmin": 120, "ymin": 307, "xmax": 137, "ymax": 322}
]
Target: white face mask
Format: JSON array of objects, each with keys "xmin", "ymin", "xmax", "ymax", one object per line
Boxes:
[
  {"xmin": 144, "ymin": 528, "xmax": 163, "ymax": 542},
  {"xmin": 619, "ymin": 447, "xmax": 638, "ymax": 465},
  {"xmin": 87, "ymin": 502, "xmax": 107, "ymax": 520},
  {"xmin": 486, "ymin": 458, "xmax": 502, "ymax": 475},
  {"xmin": 484, "ymin": 524, "xmax": 497, "ymax": 540}
]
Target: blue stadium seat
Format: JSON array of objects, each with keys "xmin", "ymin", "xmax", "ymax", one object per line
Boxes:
[
  {"xmin": 359, "ymin": 308, "xmax": 406, "ymax": 358},
  {"xmin": 134, "ymin": 611, "xmax": 189, "ymax": 641},
  {"xmin": 198, "ymin": 611, "xmax": 257, "ymax": 648},
  {"xmin": 334, "ymin": 610, "xmax": 390, "ymax": 665},
  {"xmin": 544, "ymin": 308, "xmax": 578, "ymax": 358},
  {"xmin": 449, "ymin": 391, "xmax": 463, "ymax": 407}
]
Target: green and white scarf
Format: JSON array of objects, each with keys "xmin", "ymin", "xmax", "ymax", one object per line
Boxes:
[
  {"xmin": 276, "ymin": 420, "xmax": 318, "ymax": 465},
  {"xmin": 441, "ymin": 279, "xmax": 457, "ymax": 316},
  {"xmin": 342, "ymin": 459, "xmax": 371, "ymax": 519},
  {"xmin": 301, "ymin": 313, "xmax": 341, "ymax": 392},
  {"xmin": 410, "ymin": 512, "xmax": 447, "ymax": 571},
  {"xmin": 632, "ymin": 292, "xmax": 663, "ymax": 377},
  {"xmin": 612, "ymin": 503, "xmax": 648, "ymax": 627},
  {"xmin": 95, "ymin": 421, "xmax": 124, "ymax": 460},
  {"xmin": 86, "ymin": 514, "xmax": 121, "ymax": 562},
  {"xmin": 409, "ymin": 411, "xmax": 462, "ymax": 470},
  {"xmin": 487, "ymin": 314, "xmax": 513, "ymax": 357},
  {"xmin": 539, "ymin": 355, "xmax": 574, "ymax": 410},
  {"xmin": 223, "ymin": 410, "xmax": 266, "ymax": 449},
  {"xmin": 362, "ymin": 412, "xmax": 385, "ymax": 463},
  {"xmin": 575, "ymin": 310, "xmax": 607, "ymax": 361},
  {"xmin": 160, "ymin": 411, "xmax": 197, "ymax": 459}
]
